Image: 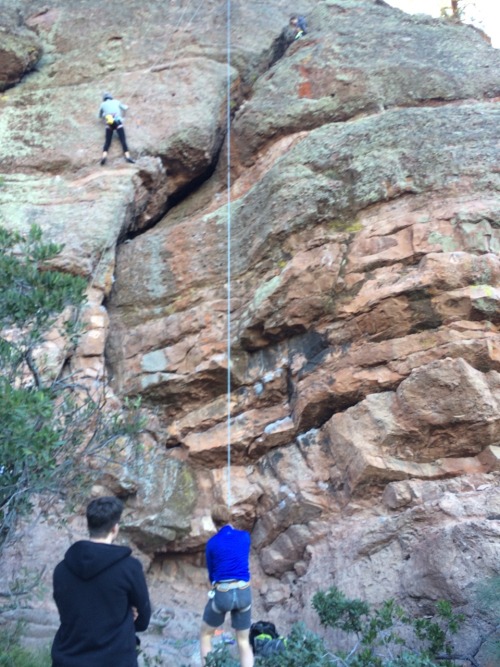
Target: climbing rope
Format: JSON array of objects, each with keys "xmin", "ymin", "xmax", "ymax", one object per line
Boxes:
[{"xmin": 225, "ymin": 0, "xmax": 232, "ymax": 509}]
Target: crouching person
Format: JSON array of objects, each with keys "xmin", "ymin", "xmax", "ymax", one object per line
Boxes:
[
  {"xmin": 200, "ymin": 504, "xmax": 254, "ymax": 667},
  {"xmin": 51, "ymin": 496, "xmax": 151, "ymax": 667}
]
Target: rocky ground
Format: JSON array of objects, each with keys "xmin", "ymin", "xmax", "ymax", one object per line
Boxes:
[{"xmin": 0, "ymin": 1, "xmax": 499, "ymax": 665}]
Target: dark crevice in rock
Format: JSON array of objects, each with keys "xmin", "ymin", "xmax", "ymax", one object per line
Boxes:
[
  {"xmin": 240, "ymin": 323, "xmax": 310, "ymax": 352},
  {"xmin": 122, "ymin": 142, "xmax": 224, "ymax": 243},
  {"xmin": 407, "ymin": 297, "xmax": 444, "ymax": 333},
  {"xmin": 139, "ymin": 372, "xmax": 230, "ymax": 419},
  {"xmin": 245, "ymin": 331, "xmax": 329, "ymax": 378},
  {"xmin": 112, "ymin": 58, "xmax": 248, "ymax": 241},
  {"xmin": 287, "ymin": 341, "xmax": 384, "ymax": 430},
  {"xmin": 293, "ymin": 389, "xmax": 363, "ymax": 433},
  {"xmin": 219, "ymin": 27, "xmax": 309, "ymax": 104},
  {"xmin": 267, "ymin": 27, "xmax": 305, "ymax": 70},
  {"xmin": 117, "ymin": 29, "xmax": 306, "ymax": 245}
]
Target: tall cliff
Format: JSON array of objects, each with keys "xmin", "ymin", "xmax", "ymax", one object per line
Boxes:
[{"xmin": 0, "ymin": 0, "xmax": 499, "ymax": 664}]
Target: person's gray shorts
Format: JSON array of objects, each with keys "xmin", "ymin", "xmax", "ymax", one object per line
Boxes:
[{"xmin": 202, "ymin": 586, "xmax": 252, "ymax": 630}]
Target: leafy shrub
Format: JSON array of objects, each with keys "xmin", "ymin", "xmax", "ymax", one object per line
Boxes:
[
  {"xmin": 312, "ymin": 588, "xmax": 463, "ymax": 667},
  {"xmin": 205, "ymin": 643, "xmax": 239, "ymax": 667},
  {"xmin": 205, "ymin": 587, "xmax": 465, "ymax": 667},
  {"xmin": 0, "ymin": 225, "xmax": 144, "ymax": 547},
  {"xmin": 0, "ymin": 644, "xmax": 51, "ymax": 667},
  {"xmin": 257, "ymin": 623, "xmax": 333, "ymax": 667},
  {"xmin": 0, "ymin": 625, "xmax": 51, "ymax": 667}
]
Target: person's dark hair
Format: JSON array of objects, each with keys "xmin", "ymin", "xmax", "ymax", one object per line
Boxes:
[
  {"xmin": 102, "ymin": 92, "xmax": 113, "ymax": 101},
  {"xmin": 86, "ymin": 496, "xmax": 123, "ymax": 538}
]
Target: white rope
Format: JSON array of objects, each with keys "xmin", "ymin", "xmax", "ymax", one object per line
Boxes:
[{"xmin": 225, "ymin": 0, "xmax": 232, "ymax": 509}]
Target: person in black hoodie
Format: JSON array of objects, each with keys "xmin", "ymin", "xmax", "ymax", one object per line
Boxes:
[{"xmin": 51, "ymin": 496, "xmax": 151, "ymax": 667}]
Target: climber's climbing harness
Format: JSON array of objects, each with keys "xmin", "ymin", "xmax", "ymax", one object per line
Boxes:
[{"xmin": 89, "ymin": 0, "xmax": 214, "ymax": 289}]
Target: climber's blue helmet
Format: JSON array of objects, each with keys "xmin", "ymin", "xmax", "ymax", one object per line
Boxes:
[{"xmin": 103, "ymin": 92, "xmax": 113, "ymax": 101}]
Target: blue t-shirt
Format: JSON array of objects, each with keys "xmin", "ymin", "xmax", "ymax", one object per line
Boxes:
[{"xmin": 205, "ymin": 525, "xmax": 251, "ymax": 584}]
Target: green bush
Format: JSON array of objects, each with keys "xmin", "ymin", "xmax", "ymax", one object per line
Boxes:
[
  {"xmin": 0, "ymin": 380, "xmax": 60, "ymax": 508},
  {"xmin": 0, "ymin": 626, "xmax": 51, "ymax": 667},
  {"xmin": 313, "ymin": 586, "xmax": 370, "ymax": 634},
  {"xmin": 205, "ymin": 587, "xmax": 464, "ymax": 667},
  {"xmin": 0, "ymin": 645, "xmax": 51, "ymax": 667},
  {"xmin": 205, "ymin": 643, "xmax": 239, "ymax": 667},
  {"xmin": 0, "ymin": 225, "xmax": 144, "ymax": 547},
  {"xmin": 258, "ymin": 623, "xmax": 333, "ymax": 667},
  {"xmin": 311, "ymin": 587, "xmax": 463, "ymax": 667},
  {"xmin": 0, "ymin": 225, "xmax": 86, "ymax": 332}
]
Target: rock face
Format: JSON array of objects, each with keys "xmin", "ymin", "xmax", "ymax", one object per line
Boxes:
[
  {"xmin": 1, "ymin": 0, "xmax": 500, "ymax": 664},
  {"xmin": 0, "ymin": 9, "xmax": 42, "ymax": 92}
]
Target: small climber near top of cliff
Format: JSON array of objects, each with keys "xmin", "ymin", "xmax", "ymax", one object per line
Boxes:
[
  {"xmin": 270, "ymin": 13, "xmax": 308, "ymax": 63},
  {"xmin": 200, "ymin": 504, "xmax": 254, "ymax": 667},
  {"xmin": 98, "ymin": 92, "xmax": 135, "ymax": 166},
  {"xmin": 289, "ymin": 14, "xmax": 307, "ymax": 39}
]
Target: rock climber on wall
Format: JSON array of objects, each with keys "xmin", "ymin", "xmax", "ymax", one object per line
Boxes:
[{"xmin": 98, "ymin": 92, "xmax": 135, "ymax": 165}]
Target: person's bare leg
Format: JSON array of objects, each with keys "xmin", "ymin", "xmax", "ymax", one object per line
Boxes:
[
  {"xmin": 235, "ymin": 628, "xmax": 254, "ymax": 667},
  {"xmin": 200, "ymin": 621, "xmax": 217, "ymax": 665}
]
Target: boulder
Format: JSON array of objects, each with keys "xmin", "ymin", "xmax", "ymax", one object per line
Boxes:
[
  {"xmin": 232, "ymin": 0, "xmax": 500, "ymax": 167},
  {"xmin": 0, "ymin": 26, "xmax": 42, "ymax": 91}
]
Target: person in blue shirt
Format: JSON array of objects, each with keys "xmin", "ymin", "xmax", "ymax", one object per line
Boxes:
[
  {"xmin": 289, "ymin": 14, "xmax": 308, "ymax": 39},
  {"xmin": 200, "ymin": 505, "xmax": 254, "ymax": 667},
  {"xmin": 98, "ymin": 93, "xmax": 135, "ymax": 165}
]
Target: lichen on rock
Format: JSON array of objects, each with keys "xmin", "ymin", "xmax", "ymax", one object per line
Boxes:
[{"xmin": 1, "ymin": 0, "xmax": 500, "ymax": 661}]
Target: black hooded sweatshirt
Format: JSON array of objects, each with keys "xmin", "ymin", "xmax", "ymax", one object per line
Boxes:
[{"xmin": 51, "ymin": 540, "xmax": 151, "ymax": 667}]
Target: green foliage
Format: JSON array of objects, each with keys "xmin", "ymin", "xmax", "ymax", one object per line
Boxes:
[
  {"xmin": 0, "ymin": 225, "xmax": 86, "ymax": 393},
  {"xmin": 207, "ymin": 587, "xmax": 465, "ymax": 667},
  {"xmin": 0, "ymin": 625, "xmax": 51, "ymax": 667},
  {"xmin": 0, "ymin": 380, "xmax": 60, "ymax": 507},
  {"xmin": 258, "ymin": 624, "xmax": 332, "ymax": 667},
  {"xmin": 312, "ymin": 587, "xmax": 463, "ymax": 667},
  {"xmin": 0, "ymin": 644, "xmax": 51, "ymax": 667},
  {"xmin": 205, "ymin": 643, "xmax": 239, "ymax": 667},
  {"xmin": 0, "ymin": 225, "xmax": 144, "ymax": 547},
  {"xmin": 412, "ymin": 601, "xmax": 463, "ymax": 658},
  {"xmin": 0, "ymin": 225, "xmax": 86, "ymax": 334},
  {"xmin": 313, "ymin": 586, "xmax": 370, "ymax": 634}
]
